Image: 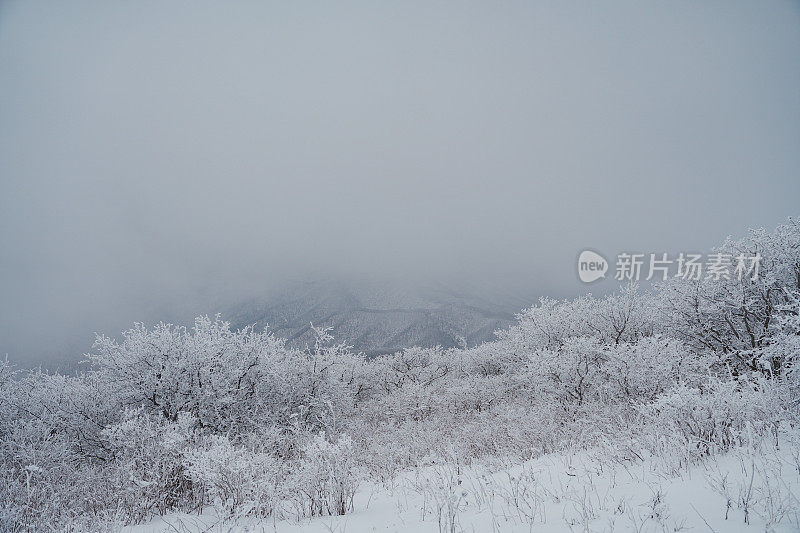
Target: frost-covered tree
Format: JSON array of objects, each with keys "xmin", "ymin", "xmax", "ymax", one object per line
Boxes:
[
  {"xmin": 285, "ymin": 324, "xmax": 371, "ymax": 432},
  {"xmin": 497, "ymin": 284, "xmax": 655, "ymax": 356},
  {"xmin": 759, "ymin": 290, "xmax": 800, "ymax": 393},
  {"xmin": 657, "ymin": 218, "xmax": 800, "ymax": 373},
  {"xmin": 88, "ymin": 315, "xmax": 291, "ymax": 432}
]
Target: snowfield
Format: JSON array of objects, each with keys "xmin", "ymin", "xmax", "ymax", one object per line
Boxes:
[{"xmin": 127, "ymin": 440, "xmax": 800, "ymax": 533}]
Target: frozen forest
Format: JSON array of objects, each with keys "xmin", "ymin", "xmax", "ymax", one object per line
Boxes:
[{"xmin": 1, "ymin": 218, "xmax": 799, "ymax": 532}]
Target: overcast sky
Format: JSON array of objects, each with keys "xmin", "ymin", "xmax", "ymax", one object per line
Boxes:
[{"xmin": 1, "ymin": 1, "xmax": 799, "ymax": 366}]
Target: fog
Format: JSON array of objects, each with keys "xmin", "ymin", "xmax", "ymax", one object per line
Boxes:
[{"xmin": 1, "ymin": 1, "xmax": 799, "ymax": 367}]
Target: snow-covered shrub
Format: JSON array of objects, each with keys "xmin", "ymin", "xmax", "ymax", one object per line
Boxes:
[
  {"xmin": 373, "ymin": 346, "xmax": 453, "ymax": 394},
  {"xmin": 0, "ymin": 357, "xmax": 16, "ymax": 424},
  {"xmin": 640, "ymin": 376, "xmax": 788, "ymax": 457},
  {"xmin": 0, "ymin": 364, "xmax": 128, "ymax": 531},
  {"xmin": 442, "ymin": 374, "xmax": 505, "ymax": 414},
  {"xmin": 463, "ymin": 342, "xmax": 511, "ymax": 377},
  {"xmin": 497, "ymin": 284, "xmax": 655, "ymax": 353},
  {"xmin": 101, "ymin": 407, "xmax": 200, "ymax": 521},
  {"xmin": 88, "ymin": 316, "xmax": 292, "ymax": 433},
  {"xmin": 523, "ymin": 337, "xmax": 607, "ymax": 407},
  {"xmin": 283, "ymin": 325, "xmax": 370, "ymax": 433},
  {"xmin": 4, "ymin": 370, "xmax": 118, "ymax": 462},
  {"xmin": 358, "ymin": 346, "xmax": 460, "ymax": 428},
  {"xmin": 183, "ymin": 434, "xmax": 283, "ymax": 517},
  {"xmin": 656, "ymin": 218, "xmax": 800, "ymax": 373},
  {"xmin": 601, "ymin": 336, "xmax": 710, "ymax": 403},
  {"xmin": 759, "ymin": 290, "xmax": 800, "ymax": 404},
  {"xmin": 0, "ymin": 411, "xmax": 126, "ymax": 532},
  {"xmin": 0, "ymin": 417, "xmax": 75, "ymax": 531},
  {"xmin": 289, "ymin": 432, "xmax": 360, "ymax": 517}
]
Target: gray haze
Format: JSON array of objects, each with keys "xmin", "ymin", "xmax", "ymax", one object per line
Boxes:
[{"xmin": 1, "ymin": 1, "xmax": 799, "ymax": 367}]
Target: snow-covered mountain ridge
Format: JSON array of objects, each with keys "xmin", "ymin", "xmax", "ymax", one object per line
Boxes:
[{"xmin": 225, "ymin": 278, "xmax": 530, "ymax": 356}]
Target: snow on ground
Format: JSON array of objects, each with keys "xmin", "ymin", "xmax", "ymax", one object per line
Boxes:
[{"xmin": 125, "ymin": 442, "xmax": 800, "ymax": 533}]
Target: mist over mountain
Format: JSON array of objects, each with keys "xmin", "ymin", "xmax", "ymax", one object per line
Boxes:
[
  {"xmin": 3, "ymin": 0, "xmax": 799, "ymax": 370},
  {"xmin": 225, "ymin": 277, "xmax": 532, "ymax": 357}
]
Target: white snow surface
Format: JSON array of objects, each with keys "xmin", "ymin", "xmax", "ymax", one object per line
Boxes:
[{"xmin": 126, "ymin": 442, "xmax": 800, "ymax": 533}]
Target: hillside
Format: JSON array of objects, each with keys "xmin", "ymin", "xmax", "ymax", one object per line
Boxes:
[{"xmin": 225, "ymin": 278, "xmax": 528, "ymax": 356}]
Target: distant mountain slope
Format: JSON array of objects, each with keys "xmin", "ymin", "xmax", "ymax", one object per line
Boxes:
[{"xmin": 225, "ymin": 278, "xmax": 528, "ymax": 356}]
